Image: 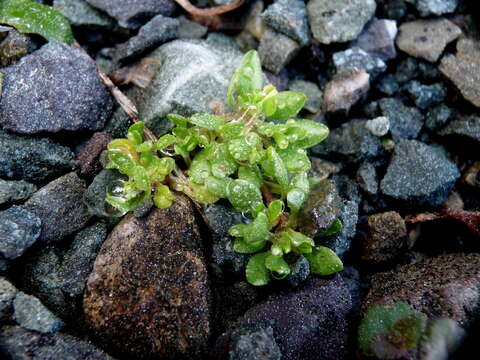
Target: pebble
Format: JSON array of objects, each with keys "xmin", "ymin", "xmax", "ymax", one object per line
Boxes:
[
  {"xmin": 0, "ymin": 179, "xmax": 36, "ymax": 205},
  {"xmin": 404, "ymin": 80, "xmax": 447, "ymax": 109},
  {"xmin": 332, "ymin": 47, "xmax": 386, "ymax": 78},
  {"xmin": 379, "ymin": 98, "xmax": 423, "ymax": 141},
  {"xmin": 356, "ymin": 163, "xmax": 378, "ymax": 195},
  {"xmin": 412, "ymin": 0, "xmax": 459, "ymax": 17},
  {"xmin": 0, "ymin": 277, "xmax": 17, "ymax": 322},
  {"xmin": 258, "ymin": 28, "xmax": 300, "ymax": 74},
  {"xmin": 53, "ymin": 0, "xmax": 114, "ymax": 28},
  {"xmin": 365, "ymin": 116, "xmax": 390, "ymax": 137},
  {"xmin": 439, "ymin": 115, "xmax": 480, "ymax": 144},
  {"xmin": 355, "ymin": 18, "xmax": 398, "ymax": 60},
  {"xmin": 322, "ymin": 68, "xmax": 369, "ymax": 113}
]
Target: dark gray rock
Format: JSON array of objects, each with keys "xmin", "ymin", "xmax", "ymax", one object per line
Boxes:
[
  {"xmin": 383, "ymin": 0, "xmax": 407, "ymax": 20},
  {"xmin": 13, "ymin": 292, "xmax": 64, "ymax": 333},
  {"xmin": 332, "ymin": 47, "xmax": 386, "ymax": 78},
  {"xmin": 0, "ymin": 131, "xmax": 75, "ymax": 182},
  {"xmin": 114, "ymin": 15, "xmax": 179, "ymax": 65},
  {"xmin": 439, "ymin": 116, "xmax": 480, "ymax": 143},
  {"xmin": 289, "ymin": 79, "xmax": 322, "ymax": 113},
  {"xmin": 425, "ymin": 104, "xmax": 453, "ymax": 131},
  {"xmin": 0, "ymin": 179, "xmax": 36, "ymax": 205},
  {"xmin": 412, "ymin": 0, "xmax": 458, "ymax": 16},
  {"xmin": 404, "ymin": 80, "xmax": 446, "ymax": 109},
  {"xmin": 25, "ymin": 172, "xmax": 90, "ymax": 243},
  {"xmin": 332, "ymin": 174, "xmax": 362, "ymax": 205},
  {"xmin": 103, "ymin": 107, "xmax": 131, "ymax": 138},
  {"xmin": 77, "ymin": 132, "xmax": 112, "ymax": 178},
  {"xmin": 286, "ymin": 256, "xmax": 310, "ymax": 288},
  {"xmin": 229, "ymin": 325, "xmax": 282, "ymax": 360},
  {"xmin": 0, "ymin": 277, "xmax": 17, "ymax": 322},
  {"xmin": 355, "ymin": 18, "xmax": 398, "ymax": 60},
  {"xmin": 0, "ymin": 28, "xmax": 37, "ymax": 67},
  {"xmin": 261, "ymin": 0, "xmax": 310, "ymax": 46},
  {"xmin": 178, "ymin": 16, "xmax": 207, "ymax": 39},
  {"xmin": 0, "ymin": 206, "xmax": 41, "ymax": 260},
  {"xmin": 0, "ymin": 325, "xmax": 114, "ymax": 359},
  {"xmin": 380, "ymin": 139, "xmax": 460, "ymax": 206},
  {"xmin": 312, "ymin": 120, "xmax": 383, "ymax": 163},
  {"xmin": 258, "ymin": 28, "xmax": 300, "ymax": 74},
  {"xmin": 365, "ymin": 116, "xmax": 390, "ymax": 137},
  {"xmin": 356, "ymin": 163, "xmax": 378, "ymax": 195},
  {"xmin": 53, "ymin": 0, "xmax": 115, "ymax": 28},
  {"xmin": 395, "ymin": 57, "xmax": 419, "ymax": 84},
  {"xmin": 379, "ymin": 98, "xmax": 424, "ymax": 141},
  {"xmin": 307, "ymin": 0, "xmax": 376, "ymax": 44},
  {"xmin": 0, "ymin": 42, "xmax": 113, "ymax": 134},
  {"xmin": 376, "ymin": 74, "xmax": 400, "ymax": 96},
  {"xmin": 86, "ymin": 0, "xmax": 176, "ymax": 29}
]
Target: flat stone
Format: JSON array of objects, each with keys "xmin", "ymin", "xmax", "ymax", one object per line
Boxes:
[
  {"xmin": 0, "ymin": 42, "xmax": 113, "ymax": 134},
  {"xmin": 322, "ymin": 68, "xmax": 369, "ymax": 113},
  {"xmin": 84, "ymin": 194, "xmax": 211, "ymax": 359},
  {"xmin": 178, "ymin": 16, "xmax": 207, "ymax": 39},
  {"xmin": 332, "ymin": 47, "xmax": 386, "ymax": 78},
  {"xmin": 0, "ymin": 206, "xmax": 41, "ymax": 260},
  {"xmin": 25, "ymin": 172, "xmax": 90, "ymax": 243},
  {"xmin": 258, "ymin": 28, "xmax": 300, "ymax": 74},
  {"xmin": 86, "ymin": 0, "xmax": 176, "ymax": 29},
  {"xmin": 439, "ymin": 115, "xmax": 480, "ymax": 143},
  {"xmin": 380, "ymin": 139, "xmax": 460, "ymax": 206},
  {"xmin": 365, "ymin": 116, "xmax": 390, "ymax": 137},
  {"xmin": 356, "ymin": 18, "xmax": 398, "ymax": 60},
  {"xmin": 363, "ymin": 253, "xmax": 480, "ymax": 325},
  {"xmin": 0, "ymin": 277, "xmax": 17, "ymax": 322},
  {"xmin": 307, "ymin": 0, "xmax": 376, "ymax": 44},
  {"xmin": 404, "ymin": 80, "xmax": 446, "ymax": 109},
  {"xmin": 53, "ymin": 0, "xmax": 115, "ymax": 28},
  {"xmin": 0, "ymin": 179, "xmax": 36, "ymax": 205},
  {"xmin": 439, "ymin": 38, "xmax": 480, "ymax": 108},
  {"xmin": 396, "ymin": 18, "xmax": 462, "ymax": 62},
  {"xmin": 412, "ymin": 0, "xmax": 458, "ymax": 16},
  {"xmin": 261, "ymin": 0, "xmax": 310, "ymax": 46},
  {"xmin": 77, "ymin": 132, "xmax": 113, "ymax": 178},
  {"xmin": 379, "ymin": 98, "xmax": 423, "ymax": 141},
  {"xmin": 356, "ymin": 162, "xmax": 378, "ymax": 195},
  {"xmin": 288, "ymin": 79, "xmax": 322, "ymax": 113}
]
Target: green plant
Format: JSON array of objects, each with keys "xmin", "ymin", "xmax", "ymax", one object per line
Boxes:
[{"xmin": 104, "ymin": 50, "xmax": 343, "ymax": 285}]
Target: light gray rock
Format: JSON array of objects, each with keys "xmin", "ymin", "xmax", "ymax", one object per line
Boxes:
[
  {"xmin": 289, "ymin": 79, "xmax": 322, "ymax": 113},
  {"xmin": 356, "ymin": 163, "xmax": 378, "ymax": 195},
  {"xmin": 356, "ymin": 18, "xmax": 398, "ymax": 60},
  {"xmin": 0, "ymin": 179, "xmax": 36, "ymax": 205},
  {"xmin": 53, "ymin": 0, "xmax": 114, "ymax": 28},
  {"xmin": 0, "ymin": 277, "xmax": 17, "ymax": 322},
  {"xmin": 178, "ymin": 16, "xmax": 207, "ymax": 39},
  {"xmin": 411, "ymin": 0, "xmax": 458, "ymax": 16},
  {"xmin": 365, "ymin": 116, "xmax": 390, "ymax": 136},
  {"xmin": 332, "ymin": 47, "xmax": 386, "ymax": 78},
  {"xmin": 258, "ymin": 28, "xmax": 300, "ymax": 74}
]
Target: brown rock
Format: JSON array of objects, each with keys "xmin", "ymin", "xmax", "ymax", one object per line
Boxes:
[
  {"xmin": 439, "ymin": 38, "xmax": 480, "ymax": 108},
  {"xmin": 361, "ymin": 211, "xmax": 407, "ymax": 263},
  {"xmin": 322, "ymin": 68, "xmax": 369, "ymax": 114},
  {"xmin": 77, "ymin": 132, "xmax": 112, "ymax": 178},
  {"xmin": 83, "ymin": 194, "xmax": 211, "ymax": 359},
  {"xmin": 396, "ymin": 19, "xmax": 462, "ymax": 62},
  {"xmin": 363, "ymin": 253, "xmax": 480, "ymax": 325}
]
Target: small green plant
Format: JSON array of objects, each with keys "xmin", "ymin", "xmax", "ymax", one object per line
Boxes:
[{"xmin": 104, "ymin": 50, "xmax": 343, "ymax": 285}]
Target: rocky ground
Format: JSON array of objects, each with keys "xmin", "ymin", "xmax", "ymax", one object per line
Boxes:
[{"xmin": 1, "ymin": 0, "xmax": 480, "ymax": 359}]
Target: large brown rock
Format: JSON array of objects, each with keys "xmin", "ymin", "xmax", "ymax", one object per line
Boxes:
[{"xmin": 83, "ymin": 194, "xmax": 211, "ymax": 359}]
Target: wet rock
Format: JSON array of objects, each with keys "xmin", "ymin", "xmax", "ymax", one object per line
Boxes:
[
  {"xmin": 376, "ymin": 74, "xmax": 400, "ymax": 95},
  {"xmin": 379, "ymin": 98, "xmax": 423, "ymax": 141},
  {"xmin": 288, "ymin": 79, "xmax": 322, "ymax": 113},
  {"xmin": 216, "ymin": 276, "xmax": 352, "ymax": 360},
  {"xmin": 312, "ymin": 120, "xmax": 383, "ymax": 163},
  {"xmin": 114, "ymin": 15, "xmax": 179, "ymax": 65},
  {"xmin": 229, "ymin": 325, "xmax": 282, "ymax": 360},
  {"xmin": 13, "ymin": 292, "xmax": 64, "ymax": 334},
  {"xmin": 0, "ymin": 277, "xmax": 17, "ymax": 322},
  {"xmin": 355, "ymin": 18, "xmax": 398, "ymax": 60},
  {"xmin": 25, "ymin": 172, "xmax": 90, "ymax": 243},
  {"xmin": 0, "ymin": 131, "xmax": 75, "ymax": 183},
  {"xmin": 77, "ymin": 132, "xmax": 112, "ymax": 178},
  {"xmin": 332, "ymin": 174, "xmax": 362, "ymax": 204},
  {"xmin": 0, "ymin": 179, "xmax": 36, "ymax": 205},
  {"xmin": 404, "ymin": 80, "xmax": 447, "ymax": 109},
  {"xmin": 365, "ymin": 116, "xmax": 390, "ymax": 137},
  {"xmin": 356, "ymin": 163, "xmax": 378, "ymax": 195},
  {"xmin": 178, "ymin": 16, "xmax": 207, "ymax": 39},
  {"xmin": 308, "ymin": 158, "xmax": 341, "ymax": 181},
  {"xmin": 307, "ymin": 0, "xmax": 376, "ymax": 44},
  {"xmin": 53, "ymin": 0, "xmax": 115, "ymax": 28},
  {"xmin": 84, "ymin": 194, "xmax": 211, "ymax": 359},
  {"xmin": 412, "ymin": 0, "xmax": 458, "ymax": 16},
  {"xmin": 0, "ymin": 325, "xmax": 114, "ymax": 359},
  {"xmin": 361, "ymin": 211, "xmax": 407, "ymax": 263},
  {"xmin": 380, "ymin": 139, "xmax": 460, "ymax": 206},
  {"xmin": 0, "ymin": 206, "xmax": 41, "ymax": 260},
  {"xmin": 439, "ymin": 38, "xmax": 480, "ymax": 108},
  {"xmin": 86, "ymin": 0, "xmax": 176, "ymax": 29},
  {"xmin": 0, "ymin": 42, "xmax": 113, "ymax": 134},
  {"xmin": 298, "ymin": 179, "xmax": 341, "ymax": 237},
  {"xmin": 439, "ymin": 115, "xmax": 480, "ymax": 144},
  {"xmin": 258, "ymin": 28, "xmax": 300, "ymax": 74},
  {"xmin": 261, "ymin": 0, "xmax": 310, "ymax": 46},
  {"xmin": 58, "ymin": 222, "xmax": 107, "ymax": 297},
  {"xmin": 322, "ymin": 68, "xmax": 369, "ymax": 113},
  {"xmin": 0, "ymin": 28, "xmax": 36, "ymax": 67},
  {"xmin": 396, "ymin": 18, "xmax": 462, "ymax": 62},
  {"xmin": 286, "ymin": 256, "xmax": 310, "ymax": 288},
  {"xmin": 332, "ymin": 47, "xmax": 386, "ymax": 78},
  {"xmin": 363, "ymin": 253, "xmax": 480, "ymax": 325},
  {"xmin": 425, "ymin": 104, "xmax": 453, "ymax": 131}
]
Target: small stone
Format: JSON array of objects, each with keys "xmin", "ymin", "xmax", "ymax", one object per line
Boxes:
[
  {"xmin": 395, "ymin": 57, "xmax": 419, "ymax": 84},
  {"xmin": 376, "ymin": 74, "xmax": 400, "ymax": 96},
  {"xmin": 380, "ymin": 139, "xmax": 460, "ymax": 206},
  {"xmin": 178, "ymin": 16, "xmax": 207, "ymax": 39},
  {"xmin": 355, "ymin": 18, "xmax": 398, "ymax": 60},
  {"xmin": 258, "ymin": 28, "xmax": 300, "ymax": 74},
  {"xmin": 361, "ymin": 211, "xmax": 407, "ymax": 263},
  {"xmin": 439, "ymin": 38, "xmax": 480, "ymax": 108},
  {"xmin": 13, "ymin": 292, "xmax": 64, "ymax": 334},
  {"xmin": 77, "ymin": 132, "xmax": 113, "ymax": 178},
  {"xmin": 396, "ymin": 18, "xmax": 462, "ymax": 63},
  {"xmin": 0, "ymin": 179, "xmax": 36, "ymax": 205},
  {"xmin": 365, "ymin": 116, "xmax": 390, "ymax": 137},
  {"xmin": 404, "ymin": 80, "xmax": 447, "ymax": 109},
  {"xmin": 288, "ymin": 79, "xmax": 322, "ymax": 113},
  {"xmin": 286, "ymin": 256, "xmax": 310, "ymax": 288},
  {"xmin": 332, "ymin": 47, "xmax": 387, "ymax": 78},
  {"xmin": 261, "ymin": 0, "xmax": 310, "ymax": 46},
  {"xmin": 382, "ymin": 0, "xmax": 407, "ymax": 20},
  {"xmin": 229, "ymin": 325, "xmax": 282, "ymax": 360},
  {"xmin": 307, "ymin": 0, "xmax": 376, "ymax": 44},
  {"xmin": 53, "ymin": 0, "xmax": 115, "ymax": 28},
  {"xmin": 439, "ymin": 115, "xmax": 480, "ymax": 143},
  {"xmin": 425, "ymin": 105, "xmax": 452, "ymax": 132},
  {"xmin": 333, "ymin": 174, "xmax": 362, "ymax": 204},
  {"xmin": 86, "ymin": 0, "xmax": 176, "ymax": 29},
  {"xmin": 420, "ymin": 318, "xmax": 465, "ymax": 360},
  {"xmin": 379, "ymin": 98, "xmax": 423, "ymax": 141},
  {"xmin": 0, "ymin": 28, "xmax": 36, "ymax": 67},
  {"xmin": 0, "ymin": 206, "xmax": 41, "ymax": 260},
  {"xmin": 356, "ymin": 163, "xmax": 378, "ymax": 195},
  {"xmin": 322, "ymin": 68, "xmax": 370, "ymax": 113},
  {"xmin": 0, "ymin": 277, "xmax": 17, "ymax": 322},
  {"xmin": 308, "ymin": 158, "xmax": 341, "ymax": 181},
  {"xmin": 114, "ymin": 15, "xmax": 179, "ymax": 65},
  {"xmin": 25, "ymin": 173, "xmax": 91, "ymax": 243},
  {"xmin": 413, "ymin": 0, "xmax": 458, "ymax": 17}
]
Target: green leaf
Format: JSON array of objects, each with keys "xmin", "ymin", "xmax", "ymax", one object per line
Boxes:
[
  {"xmin": 278, "ymin": 147, "xmax": 311, "ymax": 172},
  {"xmin": 286, "ymin": 188, "xmax": 307, "ymax": 212},
  {"xmin": 127, "ymin": 122, "xmax": 144, "ymax": 145},
  {"xmin": 289, "ymin": 172, "xmax": 310, "ymax": 194},
  {"xmin": 157, "ymin": 134, "xmax": 176, "ymax": 150},
  {"xmin": 234, "ymin": 238, "xmax": 266, "ymax": 254},
  {"xmin": 319, "ymin": 218, "xmax": 343, "ymax": 238},
  {"xmin": 227, "ymin": 179, "xmax": 262, "ymax": 212},
  {"xmin": 269, "ymin": 91, "xmax": 306, "ymax": 121},
  {"xmin": 229, "ymin": 223, "xmax": 249, "ymax": 237},
  {"xmin": 189, "ymin": 182, "xmax": 219, "ymax": 204},
  {"xmin": 267, "ymin": 146, "xmax": 288, "ymax": 193},
  {"xmin": 246, "ymin": 252, "xmax": 270, "ymax": 286},
  {"xmin": 218, "ymin": 122, "xmax": 245, "ymax": 140},
  {"xmin": 227, "ymin": 50, "xmax": 263, "ymax": 108},
  {"xmin": 107, "ymin": 151, "xmax": 137, "ymax": 176},
  {"xmin": 153, "ymin": 184, "xmax": 175, "ymax": 208},
  {"xmin": 289, "ymin": 119, "xmax": 329, "ymax": 149},
  {"xmin": 0, "ymin": 0, "xmax": 73, "ymax": 44},
  {"xmin": 238, "ymin": 165, "xmax": 262, "ymax": 189},
  {"xmin": 305, "ymin": 246, "xmax": 343, "ymax": 275},
  {"xmin": 265, "ymin": 254, "xmax": 291, "ymax": 278},
  {"xmin": 135, "ymin": 140, "xmax": 153, "ymax": 153},
  {"xmin": 260, "ymin": 85, "xmax": 278, "ymax": 117},
  {"xmin": 245, "ymin": 212, "xmax": 269, "ymax": 244},
  {"xmin": 132, "ymin": 166, "xmax": 150, "ymax": 191},
  {"xmin": 205, "ymin": 176, "xmax": 231, "ymax": 198},
  {"xmin": 189, "ymin": 113, "xmax": 225, "ymax": 130},
  {"xmin": 167, "ymin": 113, "xmax": 189, "ymax": 127},
  {"xmin": 210, "ymin": 143, "xmax": 237, "ymax": 178},
  {"xmin": 267, "ymin": 200, "xmax": 283, "ymax": 225}
]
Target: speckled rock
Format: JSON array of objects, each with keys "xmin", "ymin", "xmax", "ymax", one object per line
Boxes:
[
  {"xmin": 77, "ymin": 132, "xmax": 112, "ymax": 178},
  {"xmin": 365, "ymin": 116, "xmax": 390, "ymax": 137},
  {"xmin": 0, "ymin": 42, "xmax": 113, "ymax": 134},
  {"xmin": 322, "ymin": 68, "xmax": 369, "ymax": 113},
  {"xmin": 404, "ymin": 80, "xmax": 447, "ymax": 109},
  {"xmin": 363, "ymin": 253, "xmax": 480, "ymax": 325},
  {"xmin": 380, "ymin": 140, "xmax": 460, "ymax": 206},
  {"xmin": 286, "ymin": 256, "xmax": 310, "ymax": 288},
  {"xmin": 178, "ymin": 16, "xmax": 207, "ymax": 39},
  {"xmin": 396, "ymin": 18, "xmax": 462, "ymax": 62},
  {"xmin": 379, "ymin": 98, "xmax": 423, "ymax": 141},
  {"xmin": 83, "ymin": 194, "xmax": 211, "ymax": 359},
  {"xmin": 425, "ymin": 104, "xmax": 453, "ymax": 131},
  {"xmin": 258, "ymin": 28, "xmax": 300, "ymax": 74},
  {"xmin": 0, "ymin": 179, "xmax": 36, "ymax": 205},
  {"xmin": 228, "ymin": 325, "xmax": 282, "ymax": 360},
  {"xmin": 355, "ymin": 18, "xmax": 398, "ymax": 60},
  {"xmin": 412, "ymin": 0, "xmax": 458, "ymax": 16},
  {"xmin": 376, "ymin": 74, "xmax": 400, "ymax": 96},
  {"xmin": 0, "ymin": 277, "xmax": 17, "ymax": 322},
  {"xmin": 332, "ymin": 47, "xmax": 386, "ymax": 78},
  {"xmin": 356, "ymin": 163, "xmax": 378, "ymax": 195},
  {"xmin": 53, "ymin": 0, "xmax": 115, "ymax": 28},
  {"xmin": 307, "ymin": 0, "xmax": 376, "ymax": 44},
  {"xmin": 439, "ymin": 115, "xmax": 480, "ymax": 144},
  {"xmin": 288, "ymin": 79, "xmax": 322, "ymax": 113},
  {"xmin": 25, "ymin": 172, "xmax": 90, "ymax": 243}
]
